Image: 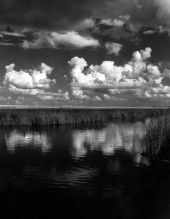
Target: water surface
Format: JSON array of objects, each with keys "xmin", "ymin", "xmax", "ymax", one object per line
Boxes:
[{"xmin": 0, "ymin": 121, "xmax": 170, "ymax": 219}]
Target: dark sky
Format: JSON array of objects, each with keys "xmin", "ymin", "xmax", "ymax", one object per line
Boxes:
[{"xmin": 0, "ymin": 0, "xmax": 170, "ymax": 106}]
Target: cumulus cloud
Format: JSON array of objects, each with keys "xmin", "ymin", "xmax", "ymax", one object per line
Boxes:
[
  {"xmin": 4, "ymin": 63, "xmax": 55, "ymax": 89},
  {"xmin": 68, "ymin": 47, "xmax": 154, "ymax": 88},
  {"xmin": 71, "ymin": 87, "xmax": 90, "ymax": 100},
  {"xmin": 103, "ymin": 94, "xmax": 111, "ymax": 100},
  {"xmin": 105, "ymin": 42, "xmax": 123, "ymax": 55},
  {"xmin": 21, "ymin": 31, "xmax": 100, "ymax": 49},
  {"xmin": 3, "ymin": 63, "xmax": 70, "ymax": 101},
  {"xmin": 93, "ymin": 96, "xmax": 102, "ymax": 101},
  {"xmin": 68, "ymin": 47, "xmax": 170, "ymax": 100}
]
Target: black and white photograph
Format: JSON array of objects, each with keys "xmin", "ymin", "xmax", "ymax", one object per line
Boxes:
[{"xmin": 0, "ymin": 0, "xmax": 170, "ymax": 218}]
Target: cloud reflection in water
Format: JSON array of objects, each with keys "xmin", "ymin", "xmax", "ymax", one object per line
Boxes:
[
  {"xmin": 72, "ymin": 122, "xmax": 146, "ymax": 163},
  {"xmin": 5, "ymin": 130, "xmax": 51, "ymax": 153}
]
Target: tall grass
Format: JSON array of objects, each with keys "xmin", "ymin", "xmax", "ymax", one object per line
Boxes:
[
  {"xmin": 0, "ymin": 108, "xmax": 164, "ymax": 126},
  {"xmin": 142, "ymin": 114, "xmax": 170, "ymax": 161}
]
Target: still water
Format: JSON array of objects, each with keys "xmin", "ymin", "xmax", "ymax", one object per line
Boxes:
[{"xmin": 0, "ymin": 121, "xmax": 170, "ymax": 219}]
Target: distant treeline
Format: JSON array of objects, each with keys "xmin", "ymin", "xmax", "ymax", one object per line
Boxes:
[{"xmin": 0, "ymin": 108, "xmax": 168, "ymax": 126}]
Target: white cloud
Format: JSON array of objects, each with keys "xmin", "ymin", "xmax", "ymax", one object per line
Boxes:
[
  {"xmin": 21, "ymin": 31, "xmax": 100, "ymax": 49},
  {"xmin": 71, "ymin": 87, "xmax": 90, "ymax": 100},
  {"xmin": 103, "ymin": 94, "xmax": 111, "ymax": 100},
  {"xmin": 3, "ymin": 63, "xmax": 70, "ymax": 101},
  {"xmin": 7, "ymin": 84, "xmax": 70, "ymax": 101},
  {"xmin": 4, "ymin": 63, "xmax": 55, "ymax": 90},
  {"xmin": 119, "ymin": 15, "xmax": 131, "ymax": 21},
  {"xmin": 139, "ymin": 85, "xmax": 170, "ymax": 98},
  {"xmin": 140, "ymin": 47, "xmax": 152, "ymax": 60},
  {"xmin": 105, "ymin": 42, "xmax": 123, "ymax": 55},
  {"xmin": 37, "ymin": 90, "xmax": 70, "ymax": 101},
  {"xmin": 93, "ymin": 96, "xmax": 102, "ymax": 101},
  {"xmin": 68, "ymin": 47, "xmax": 154, "ymax": 89},
  {"xmin": 143, "ymin": 30, "xmax": 156, "ymax": 35},
  {"xmin": 99, "ymin": 18, "xmax": 125, "ymax": 27},
  {"xmin": 8, "ymin": 85, "xmax": 42, "ymax": 96},
  {"xmin": 76, "ymin": 18, "xmax": 96, "ymax": 31},
  {"xmin": 68, "ymin": 47, "xmax": 170, "ymax": 100}
]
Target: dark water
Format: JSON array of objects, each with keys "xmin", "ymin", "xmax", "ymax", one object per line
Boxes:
[{"xmin": 0, "ymin": 121, "xmax": 170, "ymax": 219}]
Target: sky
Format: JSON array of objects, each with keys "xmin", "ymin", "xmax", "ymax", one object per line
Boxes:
[{"xmin": 1, "ymin": 0, "xmax": 170, "ymax": 106}]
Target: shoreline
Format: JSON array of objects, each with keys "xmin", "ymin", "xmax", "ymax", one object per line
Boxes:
[
  {"xmin": 0, "ymin": 105, "xmax": 169, "ymax": 110},
  {"xmin": 0, "ymin": 107, "xmax": 165, "ymax": 126}
]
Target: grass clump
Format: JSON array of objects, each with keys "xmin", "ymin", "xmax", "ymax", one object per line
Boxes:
[{"xmin": 142, "ymin": 114, "xmax": 170, "ymax": 161}]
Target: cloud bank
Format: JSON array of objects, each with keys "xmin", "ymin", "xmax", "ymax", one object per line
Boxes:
[
  {"xmin": 68, "ymin": 47, "xmax": 170, "ymax": 100},
  {"xmin": 0, "ymin": 0, "xmax": 169, "ymax": 33}
]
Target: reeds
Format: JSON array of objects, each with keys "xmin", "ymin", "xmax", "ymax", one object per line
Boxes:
[
  {"xmin": 142, "ymin": 114, "xmax": 170, "ymax": 161},
  {"xmin": 0, "ymin": 108, "xmax": 164, "ymax": 126}
]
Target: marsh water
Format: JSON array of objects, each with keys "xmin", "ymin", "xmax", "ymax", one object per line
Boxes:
[{"xmin": 0, "ymin": 120, "xmax": 170, "ymax": 219}]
